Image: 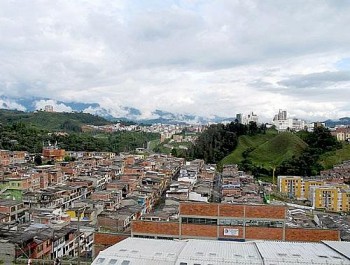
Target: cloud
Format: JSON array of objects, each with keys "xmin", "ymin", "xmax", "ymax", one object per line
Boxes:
[
  {"xmin": 278, "ymin": 71, "xmax": 350, "ymax": 88},
  {"xmin": 0, "ymin": 98, "xmax": 26, "ymax": 111},
  {"xmin": 0, "ymin": 0, "xmax": 350, "ymax": 121},
  {"xmin": 34, "ymin": 100, "xmax": 73, "ymax": 112}
]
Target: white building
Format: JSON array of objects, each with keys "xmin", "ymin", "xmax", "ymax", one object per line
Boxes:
[
  {"xmin": 243, "ymin": 111, "xmax": 259, "ymax": 125},
  {"xmin": 273, "ymin": 109, "xmax": 306, "ymax": 132},
  {"xmin": 92, "ymin": 237, "xmax": 350, "ymax": 265}
]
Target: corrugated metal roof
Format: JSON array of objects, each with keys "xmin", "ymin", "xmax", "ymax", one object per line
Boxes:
[
  {"xmin": 92, "ymin": 238, "xmax": 350, "ymax": 265},
  {"xmin": 178, "ymin": 239, "xmax": 262, "ymax": 265},
  {"xmin": 92, "ymin": 238, "xmax": 186, "ymax": 265},
  {"xmin": 255, "ymin": 241, "xmax": 349, "ymax": 265},
  {"xmin": 323, "ymin": 241, "xmax": 350, "ymax": 260}
]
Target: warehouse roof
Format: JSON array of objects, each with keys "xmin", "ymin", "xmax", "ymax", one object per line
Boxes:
[{"xmin": 92, "ymin": 238, "xmax": 350, "ymax": 265}]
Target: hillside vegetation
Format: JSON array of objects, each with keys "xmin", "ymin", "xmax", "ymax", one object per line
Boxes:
[
  {"xmin": 220, "ymin": 126, "xmax": 342, "ymax": 177},
  {"xmin": 249, "ymin": 132, "xmax": 308, "ymax": 167},
  {"xmin": 221, "ymin": 129, "xmax": 277, "ymax": 165},
  {"xmin": 0, "ymin": 109, "xmax": 111, "ymax": 132},
  {"xmin": 319, "ymin": 143, "xmax": 350, "ymax": 169}
]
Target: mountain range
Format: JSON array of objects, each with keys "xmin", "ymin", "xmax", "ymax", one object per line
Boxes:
[
  {"xmin": 0, "ymin": 96, "xmax": 349, "ymax": 126},
  {"xmin": 0, "ymin": 96, "xmax": 235, "ymax": 125}
]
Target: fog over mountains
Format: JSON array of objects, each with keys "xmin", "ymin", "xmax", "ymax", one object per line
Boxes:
[{"xmin": 0, "ymin": 96, "xmax": 235, "ymax": 124}]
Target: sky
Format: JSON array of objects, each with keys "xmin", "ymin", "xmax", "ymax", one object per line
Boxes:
[{"xmin": 0, "ymin": 0, "xmax": 350, "ymax": 121}]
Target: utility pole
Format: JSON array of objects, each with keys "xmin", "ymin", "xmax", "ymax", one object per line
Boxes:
[{"xmin": 77, "ymin": 207, "xmax": 85, "ymax": 265}]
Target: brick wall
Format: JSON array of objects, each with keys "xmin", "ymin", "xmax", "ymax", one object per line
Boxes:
[
  {"xmin": 132, "ymin": 221, "xmax": 179, "ymax": 236},
  {"xmin": 245, "ymin": 205, "xmax": 286, "ymax": 219},
  {"xmin": 181, "ymin": 224, "xmax": 217, "ymax": 237},
  {"xmin": 246, "ymin": 227, "xmax": 283, "ymax": 240},
  {"xmin": 181, "ymin": 202, "xmax": 286, "ymax": 219},
  {"xmin": 98, "ymin": 216, "xmax": 125, "ymax": 232},
  {"xmin": 219, "ymin": 204, "xmax": 244, "ymax": 217},
  {"xmin": 285, "ymin": 228, "xmax": 339, "ymax": 242},
  {"xmin": 180, "ymin": 203, "xmax": 218, "ymax": 216},
  {"xmin": 94, "ymin": 233, "xmax": 128, "ymax": 257}
]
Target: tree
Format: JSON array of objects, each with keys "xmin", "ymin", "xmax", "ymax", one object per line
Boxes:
[{"xmin": 34, "ymin": 154, "xmax": 42, "ymax": 166}]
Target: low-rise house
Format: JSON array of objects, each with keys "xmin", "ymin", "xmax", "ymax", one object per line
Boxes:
[{"xmin": 0, "ymin": 199, "xmax": 26, "ymax": 223}]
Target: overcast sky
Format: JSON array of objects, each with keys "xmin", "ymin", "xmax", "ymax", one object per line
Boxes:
[{"xmin": 0, "ymin": 0, "xmax": 350, "ymax": 121}]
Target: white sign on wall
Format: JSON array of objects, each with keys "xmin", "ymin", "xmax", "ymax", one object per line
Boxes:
[{"xmin": 223, "ymin": 228, "xmax": 239, "ymax": 236}]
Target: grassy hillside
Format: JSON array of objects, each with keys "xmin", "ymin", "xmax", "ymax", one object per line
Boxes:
[
  {"xmin": 221, "ymin": 128, "xmax": 350, "ymax": 176},
  {"xmin": 0, "ymin": 109, "xmax": 111, "ymax": 132},
  {"xmin": 249, "ymin": 132, "xmax": 308, "ymax": 168},
  {"xmin": 221, "ymin": 130, "xmax": 308, "ymax": 170},
  {"xmin": 221, "ymin": 129, "xmax": 278, "ymax": 165},
  {"xmin": 319, "ymin": 142, "xmax": 350, "ymax": 169}
]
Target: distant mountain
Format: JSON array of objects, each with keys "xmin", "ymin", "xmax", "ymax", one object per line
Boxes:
[
  {"xmin": 324, "ymin": 117, "xmax": 350, "ymax": 127},
  {"xmin": 0, "ymin": 96, "xmax": 234, "ymax": 125},
  {"xmin": 0, "ymin": 108, "xmax": 111, "ymax": 132}
]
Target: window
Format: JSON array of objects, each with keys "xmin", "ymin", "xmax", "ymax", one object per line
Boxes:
[
  {"xmin": 245, "ymin": 220, "xmax": 283, "ymax": 228},
  {"xmin": 218, "ymin": 219, "xmax": 244, "ymax": 226},
  {"xmin": 108, "ymin": 259, "xmax": 118, "ymax": 265},
  {"xmin": 121, "ymin": 261, "xmax": 130, "ymax": 265},
  {"xmin": 96, "ymin": 258, "xmax": 105, "ymax": 264},
  {"xmin": 179, "ymin": 263, "xmax": 187, "ymax": 265},
  {"xmin": 181, "ymin": 217, "xmax": 217, "ymax": 225}
]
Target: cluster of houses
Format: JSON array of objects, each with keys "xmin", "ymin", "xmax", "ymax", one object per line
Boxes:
[
  {"xmin": 0, "ymin": 145, "xmax": 228, "ymax": 262},
  {"xmin": 221, "ymin": 164, "xmax": 264, "ymax": 204},
  {"xmin": 81, "ymin": 122, "xmax": 204, "ymax": 142}
]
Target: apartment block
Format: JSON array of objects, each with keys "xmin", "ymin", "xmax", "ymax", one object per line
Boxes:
[
  {"xmin": 309, "ymin": 184, "xmax": 350, "ymax": 212},
  {"xmin": 278, "ymin": 176, "xmax": 325, "ymax": 200}
]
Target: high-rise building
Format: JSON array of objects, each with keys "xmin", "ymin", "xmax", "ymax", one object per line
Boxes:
[{"xmin": 44, "ymin": 105, "xmax": 54, "ymax": 112}]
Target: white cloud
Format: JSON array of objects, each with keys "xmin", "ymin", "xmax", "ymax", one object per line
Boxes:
[
  {"xmin": 0, "ymin": 0, "xmax": 350, "ymax": 121},
  {"xmin": 0, "ymin": 98, "xmax": 26, "ymax": 111},
  {"xmin": 34, "ymin": 100, "xmax": 73, "ymax": 112}
]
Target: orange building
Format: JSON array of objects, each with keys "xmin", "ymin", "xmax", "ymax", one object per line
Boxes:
[{"xmin": 42, "ymin": 147, "xmax": 65, "ymax": 161}]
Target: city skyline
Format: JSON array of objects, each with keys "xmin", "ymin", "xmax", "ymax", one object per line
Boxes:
[{"xmin": 0, "ymin": 0, "xmax": 350, "ymax": 121}]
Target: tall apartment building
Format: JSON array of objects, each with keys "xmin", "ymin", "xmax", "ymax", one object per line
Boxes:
[
  {"xmin": 273, "ymin": 110, "xmax": 306, "ymax": 132},
  {"xmin": 44, "ymin": 104, "xmax": 54, "ymax": 112},
  {"xmin": 236, "ymin": 112, "xmax": 259, "ymax": 125},
  {"xmin": 309, "ymin": 184, "xmax": 350, "ymax": 212},
  {"xmin": 277, "ymin": 176, "xmax": 325, "ymax": 200},
  {"xmin": 278, "ymin": 176, "xmax": 350, "ymax": 213}
]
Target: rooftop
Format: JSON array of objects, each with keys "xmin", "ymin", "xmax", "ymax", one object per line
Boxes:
[{"xmin": 92, "ymin": 238, "xmax": 350, "ymax": 265}]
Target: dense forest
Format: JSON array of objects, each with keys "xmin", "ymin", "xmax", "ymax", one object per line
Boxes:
[
  {"xmin": 186, "ymin": 121, "xmax": 266, "ymax": 163},
  {"xmin": 0, "ymin": 109, "xmax": 112, "ymax": 132},
  {"xmin": 0, "ymin": 122, "xmax": 159, "ymax": 153}
]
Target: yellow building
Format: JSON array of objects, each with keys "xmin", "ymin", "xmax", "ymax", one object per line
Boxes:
[
  {"xmin": 341, "ymin": 189, "xmax": 350, "ymax": 213},
  {"xmin": 303, "ymin": 179, "xmax": 325, "ymax": 199},
  {"xmin": 310, "ymin": 184, "xmax": 350, "ymax": 212},
  {"xmin": 278, "ymin": 176, "xmax": 326, "ymax": 200},
  {"xmin": 278, "ymin": 176, "xmax": 303, "ymax": 199}
]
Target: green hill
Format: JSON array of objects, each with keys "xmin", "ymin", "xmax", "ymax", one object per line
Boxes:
[
  {"xmin": 319, "ymin": 142, "xmax": 350, "ymax": 169},
  {"xmin": 249, "ymin": 132, "xmax": 308, "ymax": 168},
  {"xmin": 0, "ymin": 109, "xmax": 111, "ymax": 132},
  {"xmin": 221, "ymin": 131, "xmax": 308, "ymax": 169},
  {"xmin": 221, "ymin": 129, "xmax": 278, "ymax": 165}
]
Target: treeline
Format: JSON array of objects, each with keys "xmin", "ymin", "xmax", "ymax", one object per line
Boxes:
[
  {"xmin": 0, "ymin": 109, "xmax": 111, "ymax": 132},
  {"xmin": 277, "ymin": 127, "xmax": 341, "ymax": 176},
  {"xmin": 0, "ymin": 122, "xmax": 159, "ymax": 153},
  {"xmin": 186, "ymin": 121, "xmax": 266, "ymax": 163}
]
